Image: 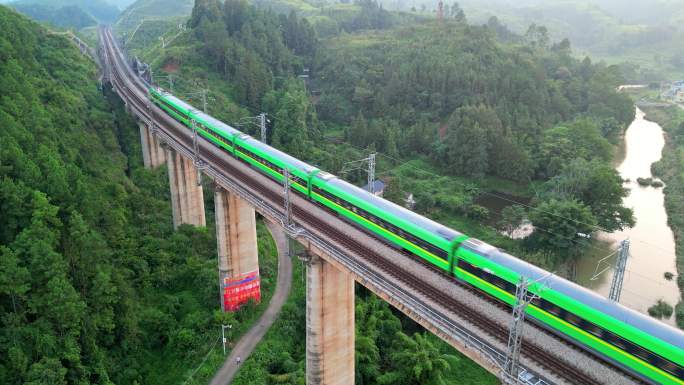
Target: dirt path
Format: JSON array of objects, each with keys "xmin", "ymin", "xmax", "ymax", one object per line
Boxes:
[{"xmin": 209, "ymin": 221, "xmax": 293, "ymax": 385}]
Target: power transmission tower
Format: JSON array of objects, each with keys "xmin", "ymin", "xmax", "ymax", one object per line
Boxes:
[
  {"xmin": 340, "ymin": 152, "xmax": 377, "ymax": 193},
  {"xmin": 504, "ymin": 277, "xmax": 531, "ymax": 382},
  {"xmin": 609, "ymin": 240, "xmax": 630, "ymax": 302},
  {"xmin": 186, "ymin": 88, "xmax": 212, "ymax": 112},
  {"xmin": 283, "ymin": 168, "xmax": 293, "ymax": 228},
  {"xmin": 156, "ymin": 74, "xmax": 174, "ymax": 92},
  {"xmin": 367, "ymin": 153, "xmax": 376, "ymax": 194},
  {"xmin": 190, "ymin": 118, "xmax": 207, "ymax": 185},
  {"xmin": 259, "ymin": 113, "xmax": 267, "ymax": 142},
  {"xmin": 201, "ymin": 89, "xmax": 207, "ymax": 113},
  {"xmin": 502, "ymin": 274, "xmax": 550, "ymax": 383}
]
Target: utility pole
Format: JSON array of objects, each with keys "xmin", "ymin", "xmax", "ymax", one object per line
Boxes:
[
  {"xmin": 283, "ymin": 168, "xmax": 293, "ymax": 228},
  {"xmin": 437, "ymin": 0, "xmax": 444, "ymax": 22},
  {"xmin": 367, "ymin": 153, "xmax": 376, "ymax": 194},
  {"xmin": 168, "ymin": 73, "xmax": 173, "ymax": 93},
  {"xmin": 191, "ymin": 118, "xmax": 203, "ymax": 186},
  {"xmin": 222, "ymin": 324, "xmax": 232, "ymax": 355},
  {"xmin": 609, "ymin": 240, "xmax": 630, "ymax": 302},
  {"xmin": 259, "ymin": 113, "xmax": 267, "ymax": 142},
  {"xmin": 201, "ymin": 89, "xmax": 208, "ymax": 113}
]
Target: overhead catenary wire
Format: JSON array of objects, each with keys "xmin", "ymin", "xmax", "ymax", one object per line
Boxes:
[
  {"xmin": 136, "ymin": 40, "xmax": 680, "ymax": 281},
  {"xmin": 334, "ymin": 139, "xmax": 681, "ymax": 261}
]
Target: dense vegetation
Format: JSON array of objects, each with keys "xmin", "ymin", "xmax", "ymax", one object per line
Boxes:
[
  {"xmin": 0, "ymin": 7, "xmax": 280, "ymax": 384},
  {"xmin": 377, "ymin": 0, "xmax": 684, "ymax": 81},
  {"xmin": 116, "ymin": 0, "xmax": 194, "ymax": 31},
  {"xmin": 232, "ymin": 284, "xmax": 497, "ymax": 385},
  {"xmin": 108, "ymin": 0, "xmax": 651, "ymax": 380},
  {"xmin": 645, "ymin": 105, "xmax": 684, "ymax": 328},
  {"xmin": 141, "ymin": 1, "xmax": 635, "ymax": 269}
]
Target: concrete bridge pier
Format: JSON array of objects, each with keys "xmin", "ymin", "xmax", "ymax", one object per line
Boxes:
[
  {"xmin": 214, "ymin": 186, "xmax": 260, "ymax": 310},
  {"xmin": 306, "ymin": 254, "xmax": 355, "ymax": 385},
  {"xmin": 165, "ymin": 147, "xmax": 205, "ymax": 229},
  {"xmin": 139, "ymin": 122, "xmax": 166, "ymax": 168}
]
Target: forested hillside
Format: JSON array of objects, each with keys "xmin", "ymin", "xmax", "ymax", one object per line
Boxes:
[
  {"xmin": 376, "ymin": 0, "xmax": 684, "ymax": 80},
  {"xmin": 0, "ymin": 6, "xmax": 280, "ymax": 384},
  {"xmin": 11, "ymin": 3, "xmax": 97, "ymax": 29},
  {"xmin": 143, "ymin": 0, "xmax": 634, "ymax": 262},
  {"xmin": 116, "ymin": 0, "xmax": 194, "ymax": 30}
]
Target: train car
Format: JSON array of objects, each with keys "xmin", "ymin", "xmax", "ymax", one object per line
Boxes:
[
  {"xmin": 456, "ymin": 240, "xmax": 684, "ymax": 385},
  {"xmin": 310, "ymin": 175, "xmax": 467, "ymax": 271},
  {"xmin": 149, "ymin": 86, "xmax": 684, "ymax": 385}
]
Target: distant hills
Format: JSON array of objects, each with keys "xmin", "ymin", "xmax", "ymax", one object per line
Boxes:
[
  {"xmin": 4, "ymin": 0, "xmax": 122, "ymax": 29},
  {"xmin": 11, "ymin": 3, "xmax": 97, "ymax": 29}
]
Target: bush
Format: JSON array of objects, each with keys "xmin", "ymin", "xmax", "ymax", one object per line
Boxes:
[
  {"xmin": 664, "ymin": 272, "xmax": 674, "ymax": 280},
  {"xmin": 637, "ymin": 177, "xmax": 653, "ymax": 186},
  {"xmin": 677, "ymin": 303, "xmax": 684, "ymax": 329},
  {"xmin": 648, "ymin": 299, "xmax": 674, "ymax": 319},
  {"xmin": 465, "ymin": 205, "xmax": 489, "ymax": 220}
]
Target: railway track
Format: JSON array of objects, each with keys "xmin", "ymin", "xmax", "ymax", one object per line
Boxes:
[{"xmin": 100, "ymin": 26, "xmax": 644, "ymax": 385}]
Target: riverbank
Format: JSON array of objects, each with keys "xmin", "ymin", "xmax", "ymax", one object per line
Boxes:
[{"xmin": 641, "ymin": 105, "xmax": 684, "ymax": 328}]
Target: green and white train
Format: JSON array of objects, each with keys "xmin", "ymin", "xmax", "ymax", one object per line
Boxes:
[{"xmin": 150, "ymin": 86, "xmax": 684, "ymax": 385}]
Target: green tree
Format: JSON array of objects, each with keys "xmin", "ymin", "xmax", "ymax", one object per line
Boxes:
[
  {"xmin": 439, "ymin": 105, "xmax": 490, "ymax": 177},
  {"xmin": 379, "ymin": 332, "xmax": 457, "ymax": 385},
  {"xmin": 527, "ymin": 199, "xmax": 597, "ymax": 262},
  {"xmin": 538, "ymin": 119, "xmax": 612, "ymax": 178},
  {"xmin": 189, "ymin": 0, "xmax": 222, "ymax": 29},
  {"xmin": 349, "ymin": 111, "xmax": 368, "ymax": 147},
  {"xmin": 543, "ymin": 159, "xmax": 634, "ymax": 231},
  {"xmin": 271, "ymin": 80, "xmax": 312, "ymax": 157}
]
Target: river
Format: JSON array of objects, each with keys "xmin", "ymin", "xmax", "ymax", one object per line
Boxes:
[{"xmin": 575, "ymin": 107, "xmax": 680, "ymax": 326}]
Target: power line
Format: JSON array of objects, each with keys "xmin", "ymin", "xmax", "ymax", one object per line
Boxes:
[
  {"xmin": 333, "ymin": 139, "xmax": 682, "ymax": 261},
  {"xmin": 139, "ymin": 54, "xmax": 680, "ymax": 264},
  {"xmin": 182, "ymin": 336, "xmax": 221, "ymax": 385}
]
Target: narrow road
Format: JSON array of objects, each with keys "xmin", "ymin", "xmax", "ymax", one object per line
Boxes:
[{"xmin": 209, "ymin": 221, "xmax": 293, "ymax": 385}]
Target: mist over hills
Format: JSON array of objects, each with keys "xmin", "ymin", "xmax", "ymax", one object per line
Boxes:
[{"xmin": 4, "ymin": 0, "xmax": 121, "ymax": 28}]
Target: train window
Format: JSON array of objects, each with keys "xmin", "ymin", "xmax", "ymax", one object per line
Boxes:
[
  {"xmin": 564, "ymin": 312, "xmax": 582, "ymax": 327},
  {"xmin": 544, "ymin": 302, "xmax": 563, "ymax": 317},
  {"xmin": 657, "ymin": 360, "xmax": 682, "ymax": 377},
  {"xmin": 629, "ymin": 345, "xmax": 651, "ymax": 362},
  {"xmin": 579, "ymin": 320, "xmax": 603, "ymax": 337},
  {"xmin": 164, "ymin": 103, "xmax": 186, "ymax": 118},
  {"xmin": 611, "ymin": 336, "xmax": 628, "ymax": 350}
]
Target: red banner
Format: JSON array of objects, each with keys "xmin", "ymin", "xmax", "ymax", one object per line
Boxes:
[{"xmin": 223, "ymin": 271, "xmax": 261, "ymax": 312}]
